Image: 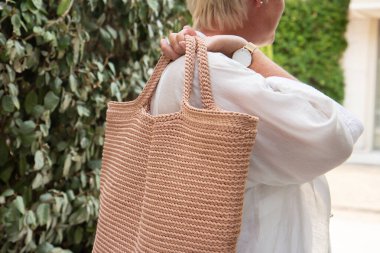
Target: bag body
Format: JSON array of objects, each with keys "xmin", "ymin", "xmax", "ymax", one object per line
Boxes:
[{"xmin": 92, "ymin": 36, "xmax": 258, "ymax": 253}]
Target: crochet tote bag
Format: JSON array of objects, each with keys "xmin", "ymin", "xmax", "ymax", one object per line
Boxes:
[{"xmin": 92, "ymin": 36, "xmax": 258, "ymax": 253}]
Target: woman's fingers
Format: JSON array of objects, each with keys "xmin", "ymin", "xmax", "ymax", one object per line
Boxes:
[
  {"xmin": 183, "ymin": 26, "xmax": 197, "ymax": 36},
  {"xmin": 178, "ymin": 27, "xmax": 197, "ymax": 47},
  {"xmin": 160, "ymin": 38, "xmax": 181, "ymax": 60},
  {"xmin": 179, "ymin": 41, "xmax": 186, "ymax": 50},
  {"xmin": 169, "ymin": 33, "xmax": 185, "ymax": 55},
  {"xmin": 160, "ymin": 26, "xmax": 198, "ymax": 60},
  {"xmin": 176, "ymin": 32, "xmax": 186, "ymax": 51}
]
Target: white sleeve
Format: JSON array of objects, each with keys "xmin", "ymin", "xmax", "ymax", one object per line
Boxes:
[{"xmin": 206, "ymin": 54, "xmax": 364, "ymax": 186}]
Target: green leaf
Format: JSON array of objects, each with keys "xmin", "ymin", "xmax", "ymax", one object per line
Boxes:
[
  {"xmin": 32, "ymin": 173, "xmax": 43, "ymax": 189},
  {"xmin": 32, "ymin": 0, "xmax": 43, "ymax": 9},
  {"xmin": 36, "ymin": 242, "xmax": 54, "ymax": 253},
  {"xmin": 88, "ymin": 160, "xmax": 101, "ymax": 170},
  {"xmin": 6, "ymin": 65, "xmax": 15, "ymax": 82},
  {"xmin": 63, "ymin": 154, "xmax": 72, "ymax": 177},
  {"xmin": 42, "ymin": 31, "xmax": 55, "ymax": 43},
  {"xmin": 0, "ymin": 33, "xmax": 5, "ymax": 45},
  {"xmin": 111, "ymin": 82, "xmax": 121, "ymax": 101},
  {"xmin": 66, "ymin": 190, "xmax": 75, "ymax": 201},
  {"xmin": 57, "ymin": 0, "xmax": 73, "ymax": 16},
  {"xmin": 147, "ymin": 0, "xmax": 159, "ymax": 12},
  {"xmin": 14, "ymin": 40, "xmax": 25, "ymax": 58},
  {"xmin": 34, "ymin": 150, "xmax": 44, "ymax": 170},
  {"xmin": 51, "ymin": 249, "xmax": 72, "ymax": 253},
  {"xmin": 11, "ymin": 95, "xmax": 20, "ymax": 110},
  {"xmin": 32, "ymin": 105, "xmax": 44, "ymax": 118},
  {"xmin": 69, "ymin": 207, "xmax": 88, "ymax": 225},
  {"xmin": 74, "ymin": 226, "xmax": 83, "ymax": 244},
  {"xmin": 80, "ymin": 170, "xmax": 87, "ymax": 187},
  {"xmin": 36, "ymin": 203, "xmax": 50, "ymax": 226},
  {"xmin": 59, "ymin": 92, "xmax": 72, "ymax": 113},
  {"xmin": 52, "ymin": 196, "xmax": 64, "ymax": 214},
  {"xmin": 53, "ymin": 77, "xmax": 63, "ymax": 93},
  {"xmin": 0, "ymin": 166, "xmax": 13, "ymax": 183},
  {"xmin": 33, "ymin": 26, "xmax": 44, "ymax": 35},
  {"xmin": 80, "ymin": 137, "xmax": 89, "ymax": 149},
  {"xmin": 11, "ymin": 14, "xmax": 22, "ymax": 36},
  {"xmin": 72, "ymin": 37, "xmax": 80, "ymax": 65},
  {"xmin": 19, "ymin": 154, "xmax": 27, "ymax": 176},
  {"xmin": 69, "ymin": 74, "xmax": 79, "ymax": 95},
  {"xmin": 13, "ymin": 196, "xmax": 25, "ymax": 214},
  {"xmin": 2, "ymin": 95, "xmax": 15, "ymax": 112},
  {"xmin": 106, "ymin": 25, "xmax": 117, "ymax": 40},
  {"xmin": 57, "ymin": 141, "xmax": 68, "ymax": 151},
  {"xmin": 20, "ymin": 132, "xmax": 36, "ymax": 146},
  {"xmin": 44, "ymin": 91, "xmax": 60, "ymax": 111},
  {"xmin": 108, "ymin": 62, "xmax": 116, "ymax": 75},
  {"xmin": 19, "ymin": 120, "xmax": 36, "ymax": 134},
  {"xmin": 8, "ymin": 83, "xmax": 18, "ymax": 97},
  {"xmin": 40, "ymin": 193, "xmax": 53, "ymax": 202},
  {"xmin": 25, "ymin": 228, "xmax": 33, "ymax": 245},
  {"xmin": 40, "ymin": 124, "xmax": 49, "ymax": 137},
  {"xmin": 77, "ymin": 104, "xmax": 90, "ymax": 117},
  {"xmin": 1, "ymin": 188, "xmax": 15, "ymax": 197},
  {"xmin": 25, "ymin": 210, "xmax": 37, "ymax": 227}
]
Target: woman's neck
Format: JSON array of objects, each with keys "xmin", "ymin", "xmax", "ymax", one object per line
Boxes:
[{"xmin": 199, "ymin": 28, "xmax": 270, "ymax": 46}]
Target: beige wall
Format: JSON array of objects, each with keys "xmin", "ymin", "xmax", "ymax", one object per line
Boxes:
[
  {"xmin": 350, "ymin": 0, "xmax": 380, "ymax": 18},
  {"xmin": 351, "ymin": 0, "xmax": 379, "ymax": 2},
  {"xmin": 343, "ymin": 1, "xmax": 379, "ymax": 152}
]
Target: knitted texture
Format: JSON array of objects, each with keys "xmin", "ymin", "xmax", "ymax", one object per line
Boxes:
[{"xmin": 92, "ymin": 36, "xmax": 259, "ymax": 253}]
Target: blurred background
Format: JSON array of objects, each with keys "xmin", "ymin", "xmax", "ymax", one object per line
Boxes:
[
  {"xmin": 328, "ymin": 1, "xmax": 380, "ymax": 253},
  {"xmin": 0, "ymin": 0, "xmax": 378, "ymax": 252}
]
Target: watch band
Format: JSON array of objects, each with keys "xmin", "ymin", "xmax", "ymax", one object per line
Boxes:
[{"xmin": 244, "ymin": 42, "xmax": 258, "ymax": 55}]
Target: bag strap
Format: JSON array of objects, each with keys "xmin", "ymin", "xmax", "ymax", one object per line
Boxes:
[
  {"xmin": 182, "ymin": 36, "xmax": 217, "ymax": 110},
  {"xmin": 139, "ymin": 55, "xmax": 171, "ymax": 110},
  {"xmin": 140, "ymin": 35, "xmax": 217, "ymax": 112},
  {"xmin": 139, "ymin": 36, "xmax": 196, "ymax": 111}
]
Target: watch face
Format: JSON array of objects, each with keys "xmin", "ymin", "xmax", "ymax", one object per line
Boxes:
[{"xmin": 232, "ymin": 48, "xmax": 252, "ymax": 67}]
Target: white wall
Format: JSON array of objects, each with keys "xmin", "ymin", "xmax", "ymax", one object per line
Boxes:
[{"xmin": 342, "ymin": 16, "xmax": 378, "ymax": 151}]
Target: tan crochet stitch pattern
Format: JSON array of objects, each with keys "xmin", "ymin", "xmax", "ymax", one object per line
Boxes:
[{"xmin": 92, "ymin": 36, "xmax": 259, "ymax": 253}]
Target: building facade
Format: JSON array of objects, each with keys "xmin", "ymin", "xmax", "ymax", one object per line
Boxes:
[{"xmin": 343, "ymin": 0, "xmax": 380, "ymax": 164}]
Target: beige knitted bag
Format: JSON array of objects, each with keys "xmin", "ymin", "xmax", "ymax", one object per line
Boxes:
[{"xmin": 92, "ymin": 36, "xmax": 258, "ymax": 253}]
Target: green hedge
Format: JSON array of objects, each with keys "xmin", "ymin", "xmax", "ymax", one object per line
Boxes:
[
  {"xmin": 273, "ymin": 0, "xmax": 350, "ymax": 102},
  {"xmin": 0, "ymin": 0, "xmax": 349, "ymax": 252},
  {"xmin": 0, "ymin": 0, "xmax": 187, "ymax": 252}
]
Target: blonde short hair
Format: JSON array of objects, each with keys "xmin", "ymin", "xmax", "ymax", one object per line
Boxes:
[{"xmin": 186, "ymin": 0, "xmax": 249, "ymax": 31}]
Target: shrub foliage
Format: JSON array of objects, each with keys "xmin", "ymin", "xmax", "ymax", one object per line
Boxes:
[
  {"xmin": 273, "ymin": 0, "xmax": 350, "ymax": 102},
  {"xmin": 0, "ymin": 0, "xmax": 187, "ymax": 252},
  {"xmin": 0, "ymin": 0, "xmax": 349, "ymax": 252}
]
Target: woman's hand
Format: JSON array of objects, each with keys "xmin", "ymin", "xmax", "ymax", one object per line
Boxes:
[
  {"xmin": 160, "ymin": 26, "xmax": 248, "ymax": 60},
  {"xmin": 161, "ymin": 26, "xmax": 297, "ymax": 80},
  {"xmin": 160, "ymin": 26, "xmax": 197, "ymax": 60}
]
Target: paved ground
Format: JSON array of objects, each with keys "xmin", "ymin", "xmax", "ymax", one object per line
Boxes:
[{"xmin": 326, "ymin": 163, "xmax": 380, "ymax": 253}]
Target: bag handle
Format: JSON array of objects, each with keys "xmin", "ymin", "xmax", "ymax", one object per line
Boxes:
[
  {"xmin": 182, "ymin": 36, "xmax": 217, "ymax": 110},
  {"xmin": 139, "ymin": 55, "xmax": 171, "ymax": 110},
  {"xmin": 141, "ymin": 35, "xmax": 217, "ymax": 112}
]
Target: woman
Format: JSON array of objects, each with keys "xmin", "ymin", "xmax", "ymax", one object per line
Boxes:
[{"xmin": 153, "ymin": 0, "xmax": 363, "ymax": 252}]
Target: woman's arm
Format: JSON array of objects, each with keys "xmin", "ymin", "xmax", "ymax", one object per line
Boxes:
[
  {"xmin": 157, "ymin": 53, "xmax": 363, "ymax": 185},
  {"xmin": 160, "ymin": 28, "xmax": 363, "ymax": 185},
  {"xmin": 160, "ymin": 27, "xmax": 296, "ymax": 80}
]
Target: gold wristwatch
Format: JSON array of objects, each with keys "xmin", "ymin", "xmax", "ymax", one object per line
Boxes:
[{"xmin": 232, "ymin": 42, "xmax": 257, "ymax": 67}]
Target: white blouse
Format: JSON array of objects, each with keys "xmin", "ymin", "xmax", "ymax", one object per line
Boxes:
[{"xmin": 150, "ymin": 52, "xmax": 363, "ymax": 253}]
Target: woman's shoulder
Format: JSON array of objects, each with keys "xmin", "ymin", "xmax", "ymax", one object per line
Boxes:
[{"xmin": 165, "ymin": 51, "xmax": 261, "ymax": 80}]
